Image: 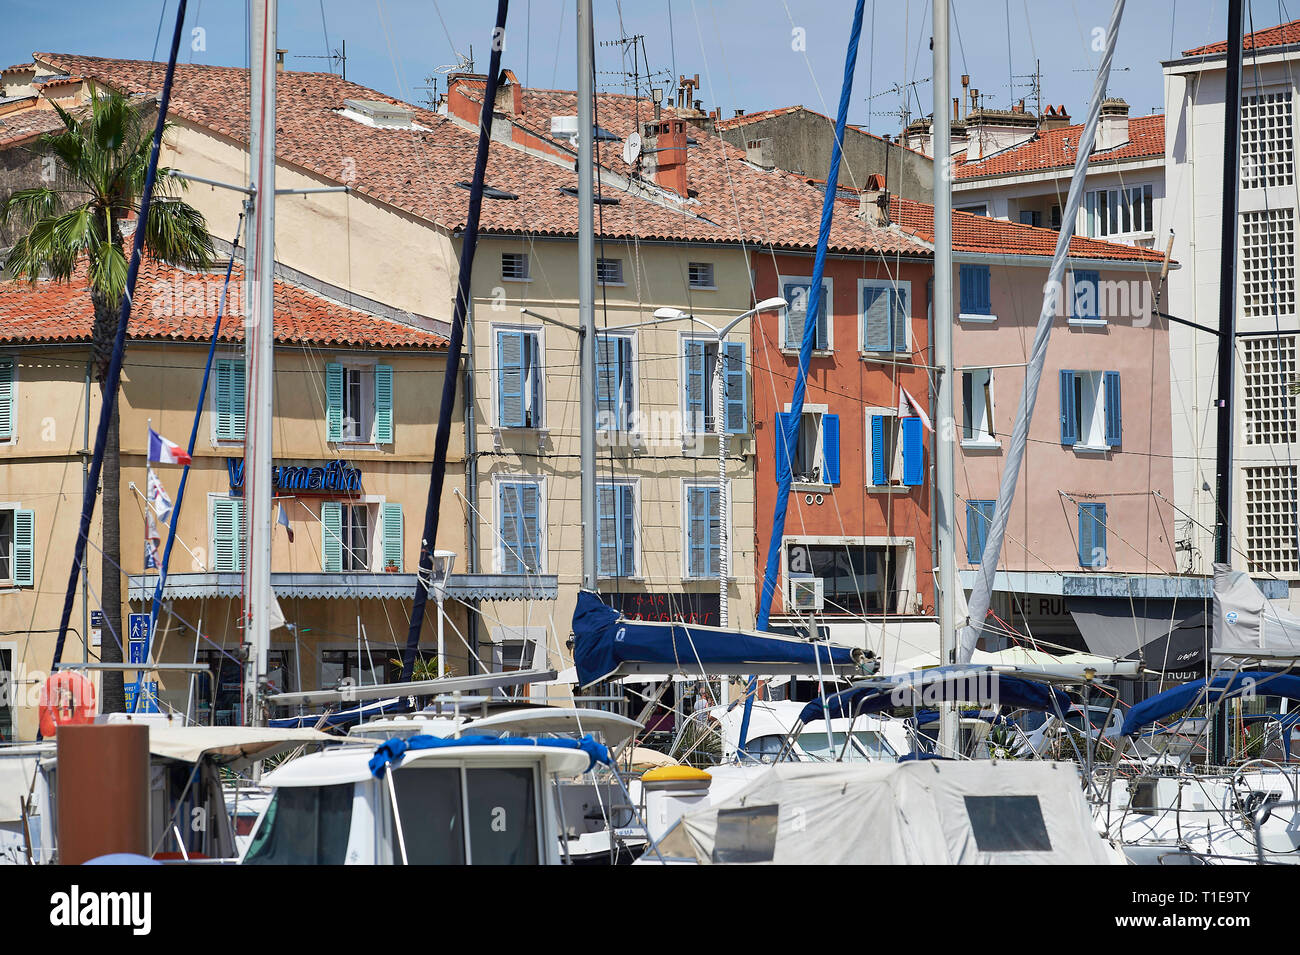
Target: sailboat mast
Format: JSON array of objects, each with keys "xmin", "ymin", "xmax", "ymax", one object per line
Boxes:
[
  {"xmin": 243, "ymin": 0, "xmax": 277, "ymax": 726},
  {"xmin": 577, "ymin": 0, "xmax": 598, "ymax": 591},
  {"xmin": 932, "ymin": 0, "xmax": 958, "ymax": 756}
]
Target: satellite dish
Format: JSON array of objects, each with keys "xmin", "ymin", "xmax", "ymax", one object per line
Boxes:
[{"xmin": 622, "ymin": 132, "xmax": 642, "ymax": 166}]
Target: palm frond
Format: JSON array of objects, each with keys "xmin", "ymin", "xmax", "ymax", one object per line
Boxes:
[
  {"xmin": 0, "ymin": 186, "xmax": 60, "ymax": 230},
  {"xmin": 145, "ymin": 199, "xmax": 214, "ymax": 271},
  {"xmin": 87, "ymin": 242, "xmax": 129, "ymax": 304}
]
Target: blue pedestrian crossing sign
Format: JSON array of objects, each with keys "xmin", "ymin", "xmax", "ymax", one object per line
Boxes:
[{"xmin": 127, "ymin": 613, "xmax": 150, "ymax": 665}]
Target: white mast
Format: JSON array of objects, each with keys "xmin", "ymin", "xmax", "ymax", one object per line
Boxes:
[
  {"xmin": 242, "ymin": 0, "xmax": 277, "ymax": 725},
  {"xmin": 576, "ymin": 0, "xmax": 598, "ymax": 591}
]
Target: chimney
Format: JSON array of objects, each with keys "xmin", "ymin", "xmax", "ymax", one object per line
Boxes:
[
  {"xmin": 1039, "ymin": 103, "xmax": 1072, "ymax": 131},
  {"xmin": 445, "ymin": 71, "xmax": 492, "ymax": 125},
  {"xmin": 493, "ymin": 68, "xmax": 523, "ymax": 117},
  {"xmin": 734, "ymin": 108, "xmax": 745, "ymax": 117},
  {"xmin": 964, "ymin": 103, "xmax": 1036, "ymax": 161},
  {"xmin": 642, "ymin": 117, "xmax": 690, "ymax": 197},
  {"xmin": 858, "ymin": 173, "xmax": 889, "ymax": 226},
  {"xmin": 1096, "ymin": 97, "xmax": 1130, "ymax": 150},
  {"xmin": 276, "ymin": 49, "xmax": 287, "ymax": 72},
  {"xmin": 952, "ymin": 97, "xmax": 960, "ymax": 122},
  {"xmin": 961, "ymin": 74, "xmax": 970, "ymax": 119}
]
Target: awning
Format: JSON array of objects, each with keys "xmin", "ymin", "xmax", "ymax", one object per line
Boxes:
[
  {"xmin": 128, "ymin": 571, "xmax": 558, "ymax": 603},
  {"xmin": 145, "ymin": 726, "xmax": 345, "ymax": 768},
  {"xmin": 1067, "ymin": 597, "xmax": 1208, "ymax": 658}
]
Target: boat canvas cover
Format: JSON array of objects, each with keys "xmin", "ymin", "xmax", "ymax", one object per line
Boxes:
[
  {"xmin": 146, "ymin": 726, "xmax": 340, "ymax": 767},
  {"xmin": 1120, "ymin": 670, "xmax": 1300, "ymax": 736},
  {"xmin": 659, "ymin": 760, "xmax": 1121, "ymax": 865},
  {"xmin": 1212, "ymin": 563, "xmax": 1300, "ymax": 660},
  {"xmin": 571, "ymin": 590, "xmax": 855, "ymax": 687}
]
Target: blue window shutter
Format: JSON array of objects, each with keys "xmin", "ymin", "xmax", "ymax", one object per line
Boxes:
[
  {"xmin": 520, "ymin": 482, "xmax": 541, "ymax": 572},
  {"xmin": 526, "ymin": 333, "xmax": 542, "ymax": 427},
  {"xmin": 892, "ymin": 288, "xmax": 909, "ymax": 353},
  {"xmin": 322, "ymin": 501, "xmax": 342, "ymax": 572},
  {"xmin": 1059, "ymin": 369, "xmax": 1078, "ymax": 446},
  {"xmin": 1078, "ymin": 503, "xmax": 1107, "ymax": 568},
  {"xmin": 822, "ymin": 413, "xmax": 840, "ymax": 484},
  {"xmin": 596, "ymin": 485, "xmax": 617, "ymax": 577},
  {"xmin": 12, "ymin": 508, "xmax": 34, "ymax": 586},
  {"xmin": 707, "ymin": 487, "xmax": 721, "ymax": 578},
  {"xmin": 815, "ymin": 288, "xmax": 829, "ymax": 350},
  {"xmin": 783, "ymin": 282, "xmax": 806, "ymax": 348},
  {"xmin": 1104, "ymin": 371, "xmax": 1122, "ymax": 446},
  {"xmin": 497, "ymin": 331, "xmax": 524, "ymax": 428},
  {"xmin": 959, "ymin": 265, "xmax": 975, "ymax": 313},
  {"xmin": 863, "ymin": 286, "xmax": 890, "ymax": 351},
  {"xmin": 381, "ymin": 502, "xmax": 402, "ymax": 571},
  {"xmin": 684, "ymin": 342, "xmax": 706, "ymax": 431},
  {"xmin": 870, "ymin": 414, "xmax": 886, "ymax": 486},
  {"xmin": 901, "ymin": 416, "xmax": 924, "ymax": 486},
  {"xmin": 499, "ymin": 484, "xmax": 522, "ymax": 573},
  {"xmin": 687, "ymin": 487, "xmax": 706, "ymax": 577},
  {"xmin": 618, "ymin": 336, "xmax": 633, "ymax": 430},
  {"xmin": 1072, "ymin": 270, "xmax": 1100, "ymax": 321},
  {"xmin": 773, "ymin": 411, "xmax": 793, "ymax": 480},
  {"xmin": 966, "ymin": 501, "xmax": 990, "ymax": 563},
  {"xmin": 325, "ymin": 362, "xmax": 343, "ymax": 441},
  {"xmin": 1094, "ymin": 504, "xmax": 1107, "ymax": 568},
  {"xmin": 724, "ymin": 342, "xmax": 747, "ymax": 433},
  {"xmin": 373, "ymin": 364, "xmax": 394, "ymax": 444},
  {"xmin": 961, "ymin": 264, "xmax": 991, "ymax": 314},
  {"xmin": 620, "ymin": 484, "xmax": 636, "ymax": 576},
  {"xmin": 0, "ymin": 357, "xmax": 14, "ymax": 440}
]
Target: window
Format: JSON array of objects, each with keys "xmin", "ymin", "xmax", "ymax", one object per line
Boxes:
[
  {"xmin": 966, "ymin": 500, "xmax": 995, "ymax": 563},
  {"xmin": 1084, "ymin": 185, "xmax": 1153, "ymax": 237},
  {"xmin": 1244, "ymin": 336, "xmax": 1297, "ymax": 445},
  {"xmin": 213, "ymin": 358, "xmax": 246, "ymax": 442},
  {"xmin": 684, "ymin": 484, "xmax": 723, "ymax": 579},
  {"xmin": 959, "ymin": 265, "xmax": 993, "ymax": 318},
  {"xmin": 1059, "ymin": 369, "xmax": 1121, "ymax": 449},
  {"xmin": 466, "ymin": 767, "xmax": 539, "ymax": 864},
  {"xmin": 1241, "ymin": 91, "xmax": 1294, "ymax": 190},
  {"xmin": 786, "ymin": 542, "xmax": 900, "ymax": 615},
  {"xmin": 211, "ymin": 496, "xmax": 245, "ymax": 573},
  {"xmin": 962, "ymin": 368, "xmax": 997, "ymax": 444},
  {"xmin": 1241, "ymin": 209, "xmax": 1296, "ymax": 319},
  {"xmin": 688, "ymin": 261, "xmax": 715, "ymax": 289},
  {"xmin": 498, "ymin": 480, "xmax": 543, "ymax": 574},
  {"xmin": 390, "ymin": 765, "xmax": 540, "ymax": 864},
  {"xmin": 0, "ymin": 648, "xmax": 12, "ymax": 740},
  {"xmin": 1050, "ymin": 205, "xmax": 1062, "ymax": 229},
  {"xmin": 0, "ymin": 506, "xmax": 34, "ymax": 587},
  {"xmin": 773, "ymin": 409, "xmax": 839, "ymax": 485},
  {"xmin": 781, "ymin": 277, "xmax": 831, "ymax": 351},
  {"xmin": 867, "ymin": 410, "xmax": 924, "ymax": 487},
  {"xmin": 1018, "ymin": 210, "xmax": 1042, "ymax": 227},
  {"xmin": 326, "ymin": 362, "xmax": 393, "ymax": 444},
  {"xmin": 956, "ymin": 203, "xmax": 988, "ymax": 217},
  {"xmin": 1245, "ymin": 466, "xmax": 1299, "ymax": 575},
  {"xmin": 596, "ymin": 257, "xmax": 623, "ymax": 285},
  {"xmin": 1068, "ymin": 270, "xmax": 1102, "ymax": 323},
  {"xmin": 964, "ymin": 795, "xmax": 1052, "ymax": 852},
  {"xmin": 0, "ymin": 356, "xmax": 14, "ymax": 442},
  {"xmin": 320, "ymin": 501, "xmax": 400, "ymax": 573},
  {"xmin": 596, "ymin": 333, "xmax": 635, "ymax": 431},
  {"xmin": 501, "ymin": 251, "xmax": 530, "ymax": 280},
  {"xmin": 321, "ymin": 647, "xmax": 388, "ymax": 687},
  {"xmin": 860, "ymin": 279, "xmax": 910, "ymax": 354},
  {"xmin": 393, "ymin": 769, "xmax": 465, "ymax": 864},
  {"xmin": 682, "ymin": 339, "xmax": 747, "ymax": 433},
  {"xmin": 496, "ymin": 328, "xmax": 543, "ymax": 429},
  {"xmin": 244, "ymin": 784, "xmax": 355, "ymax": 865},
  {"xmin": 1077, "ymin": 502, "xmax": 1108, "ymax": 568},
  {"xmin": 597, "ymin": 483, "xmax": 637, "ymax": 577}
]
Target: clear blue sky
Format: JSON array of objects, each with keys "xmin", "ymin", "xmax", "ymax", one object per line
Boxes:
[{"xmin": 4, "ymin": 1, "xmax": 1241, "ymax": 133}]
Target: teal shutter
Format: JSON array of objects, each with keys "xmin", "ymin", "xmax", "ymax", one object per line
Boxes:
[
  {"xmin": 1104, "ymin": 371, "xmax": 1122, "ymax": 446},
  {"xmin": 967, "ymin": 501, "xmax": 993, "ymax": 563},
  {"xmin": 373, "ymin": 364, "xmax": 394, "ymax": 444},
  {"xmin": 774, "ymin": 411, "xmax": 793, "ymax": 480},
  {"xmin": 322, "ymin": 501, "xmax": 342, "ymax": 572},
  {"xmin": 212, "ymin": 497, "xmax": 242, "ymax": 572},
  {"xmin": 497, "ymin": 331, "xmax": 524, "ymax": 428},
  {"xmin": 325, "ymin": 362, "xmax": 343, "ymax": 441},
  {"xmin": 901, "ymin": 416, "xmax": 924, "ymax": 486},
  {"xmin": 12, "ymin": 508, "xmax": 34, "ymax": 586},
  {"xmin": 1059, "ymin": 370, "xmax": 1078, "ymax": 445},
  {"xmin": 724, "ymin": 342, "xmax": 747, "ymax": 433},
  {"xmin": 684, "ymin": 342, "xmax": 706, "ymax": 431},
  {"xmin": 215, "ymin": 359, "xmax": 246, "ymax": 441},
  {"xmin": 892, "ymin": 287, "xmax": 908, "ymax": 353},
  {"xmin": 381, "ymin": 502, "xmax": 403, "ymax": 571},
  {"xmin": 822, "ymin": 413, "xmax": 840, "ymax": 484},
  {"xmin": 870, "ymin": 414, "xmax": 886, "ymax": 485},
  {"xmin": 0, "ymin": 357, "xmax": 13, "ymax": 440},
  {"xmin": 863, "ymin": 286, "xmax": 890, "ymax": 351}
]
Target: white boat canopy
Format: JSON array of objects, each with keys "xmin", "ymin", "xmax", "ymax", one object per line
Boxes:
[{"xmin": 146, "ymin": 726, "xmax": 346, "ymax": 768}]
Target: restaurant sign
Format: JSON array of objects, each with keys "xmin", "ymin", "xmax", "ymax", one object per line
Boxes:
[{"xmin": 227, "ymin": 458, "xmax": 362, "ymax": 496}]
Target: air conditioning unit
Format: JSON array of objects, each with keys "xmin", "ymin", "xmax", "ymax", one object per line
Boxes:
[{"xmin": 788, "ymin": 575, "xmax": 824, "ymax": 613}]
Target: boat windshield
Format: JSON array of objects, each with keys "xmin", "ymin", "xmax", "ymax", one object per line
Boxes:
[
  {"xmin": 243, "ymin": 783, "xmax": 354, "ymax": 865},
  {"xmin": 797, "ymin": 729, "xmax": 896, "ymax": 762}
]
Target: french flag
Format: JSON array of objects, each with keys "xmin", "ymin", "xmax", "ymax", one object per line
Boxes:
[{"xmin": 148, "ymin": 427, "xmax": 192, "ymax": 466}]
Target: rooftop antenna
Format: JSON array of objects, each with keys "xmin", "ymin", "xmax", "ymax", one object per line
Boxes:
[
  {"xmin": 295, "ymin": 39, "xmax": 348, "ymax": 81},
  {"xmin": 420, "ymin": 48, "xmax": 478, "ymax": 110}
]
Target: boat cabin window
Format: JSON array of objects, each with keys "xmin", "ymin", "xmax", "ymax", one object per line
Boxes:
[
  {"xmin": 742, "ymin": 734, "xmax": 789, "ymax": 763},
  {"xmin": 797, "ymin": 729, "xmax": 896, "ymax": 762},
  {"xmin": 467, "ymin": 767, "xmax": 539, "ymax": 865},
  {"xmin": 964, "ymin": 795, "xmax": 1052, "ymax": 852},
  {"xmin": 244, "ymin": 784, "xmax": 354, "ymax": 865},
  {"xmin": 392, "ymin": 768, "xmax": 465, "ymax": 864},
  {"xmin": 390, "ymin": 765, "xmax": 540, "ymax": 864}
]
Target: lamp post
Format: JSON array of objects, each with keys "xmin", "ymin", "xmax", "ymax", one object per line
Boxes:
[{"xmin": 429, "ymin": 550, "xmax": 456, "ymax": 678}]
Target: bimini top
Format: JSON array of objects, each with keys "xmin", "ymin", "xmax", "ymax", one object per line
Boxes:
[
  {"xmin": 1121, "ymin": 670, "xmax": 1300, "ymax": 736},
  {"xmin": 797, "ymin": 666, "xmax": 1072, "ymax": 725},
  {"xmin": 571, "ymin": 590, "xmax": 860, "ymax": 687}
]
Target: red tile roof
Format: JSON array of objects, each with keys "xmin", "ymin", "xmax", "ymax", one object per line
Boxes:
[
  {"xmin": 1183, "ymin": 18, "xmax": 1300, "ymax": 56},
  {"xmin": 888, "ymin": 196, "xmax": 1168, "ymax": 262},
  {"xmin": 0, "ymin": 259, "xmax": 447, "ymax": 348},
  {"xmin": 953, "ymin": 113, "xmax": 1164, "ymax": 181},
  {"xmin": 0, "ymin": 105, "xmax": 67, "ymax": 149}
]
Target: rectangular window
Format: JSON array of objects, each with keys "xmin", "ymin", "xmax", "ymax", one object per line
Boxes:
[
  {"xmin": 0, "ymin": 356, "xmax": 14, "ymax": 441},
  {"xmin": 596, "ymin": 257, "xmax": 624, "ymax": 285},
  {"xmin": 320, "ymin": 502, "xmax": 371, "ymax": 572},
  {"xmin": 867, "ymin": 411, "xmax": 924, "ymax": 487},
  {"xmin": 1059, "ymin": 370, "xmax": 1121, "ymax": 448},
  {"xmin": 321, "ymin": 648, "xmax": 387, "ymax": 688},
  {"xmin": 0, "ymin": 648, "xmax": 12, "ymax": 740},
  {"xmin": 597, "ymin": 483, "xmax": 637, "ymax": 577},
  {"xmin": 213, "ymin": 358, "xmax": 246, "ymax": 442},
  {"xmin": 0, "ymin": 506, "xmax": 34, "ymax": 587},
  {"xmin": 498, "ymin": 480, "xmax": 543, "ymax": 574},
  {"xmin": 682, "ymin": 339, "xmax": 747, "ymax": 433},
  {"xmin": 596, "ymin": 333, "xmax": 635, "ymax": 431},
  {"xmin": 782, "ymin": 278, "xmax": 831, "ymax": 350},
  {"xmin": 1084, "ymin": 185, "xmax": 1153, "ymax": 237},
  {"xmin": 1069, "ymin": 269, "xmax": 1102, "ymax": 323},
  {"xmin": 1245, "ymin": 465, "xmax": 1299, "ymax": 575},
  {"xmin": 496, "ymin": 329, "xmax": 543, "ymax": 428},
  {"xmin": 860, "ymin": 280, "xmax": 910, "ymax": 354},
  {"xmin": 211, "ymin": 497, "xmax": 245, "ymax": 573},
  {"xmin": 1018, "ymin": 210, "xmax": 1042, "ymax": 227},
  {"xmin": 959, "ymin": 265, "xmax": 992, "ymax": 317},
  {"xmin": 1241, "ymin": 91, "xmax": 1294, "ymax": 190},
  {"xmin": 966, "ymin": 500, "xmax": 995, "ymax": 563},
  {"xmin": 326, "ymin": 362, "xmax": 392, "ymax": 444},
  {"xmin": 785, "ymin": 542, "xmax": 900, "ymax": 616},
  {"xmin": 773, "ymin": 410, "xmax": 840, "ymax": 485},
  {"xmin": 1244, "ymin": 336, "xmax": 1298, "ymax": 445},
  {"xmin": 684, "ymin": 484, "xmax": 722, "ymax": 579},
  {"xmin": 1241, "ymin": 209, "xmax": 1296, "ymax": 319},
  {"xmin": 1078, "ymin": 502, "xmax": 1108, "ymax": 568},
  {"xmin": 962, "ymin": 368, "xmax": 996, "ymax": 444},
  {"xmin": 688, "ymin": 262, "xmax": 715, "ymax": 289},
  {"xmin": 501, "ymin": 251, "xmax": 530, "ymax": 280}
]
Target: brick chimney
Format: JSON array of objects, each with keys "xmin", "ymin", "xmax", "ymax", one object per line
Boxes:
[
  {"xmin": 1039, "ymin": 104, "xmax": 1072, "ymax": 131},
  {"xmin": 1096, "ymin": 97, "xmax": 1130, "ymax": 151},
  {"xmin": 493, "ymin": 68, "xmax": 523, "ymax": 118},
  {"xmin": 642, "ymin": 117, "xmax": 690, "ymax": 197},
  {"xmin": 445, "ymin": 71, "xmax": 491, "ymax": 124},
  {"xmin": 858, "ymin": 173, "xmax": 889, "ymax": 226}
]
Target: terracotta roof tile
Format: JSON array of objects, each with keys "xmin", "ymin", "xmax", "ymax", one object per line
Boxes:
[
  {"xmin": 1183, "ymin": 17, "xmax": 1300, "ymax": 56},
  {"xmin": 0, "ymin": 106, "xmax": 67, "ymax": 149},
  {"xmin": 953, "ymin": 113, "xmax": 1163, "ymax": 180}
]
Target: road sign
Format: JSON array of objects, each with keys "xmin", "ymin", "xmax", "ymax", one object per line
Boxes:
[
  {"xmin": 124, "ymin": 680, "xmax": 159, "ymax": 714},
  {"xmin": 90, "ymin": 610, "xmax": 103, "ymax": 648},
  {"xmin": 127, "ymin": 613, "xmax": 150, "ymax": 665}
]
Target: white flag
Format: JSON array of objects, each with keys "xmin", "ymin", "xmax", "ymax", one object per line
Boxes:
[
  {"xmin": 898, "ymin": 387, "xmax": 933, "ymax": 433},
  {"xmin": 147, "ymin": 466, "xmax": 173, "ymax": 523}
]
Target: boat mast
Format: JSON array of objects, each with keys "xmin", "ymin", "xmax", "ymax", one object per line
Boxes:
[
  {"xmin": 243, "ymin": 0, "xmax": 277, "ymax": 726},
  {"xmin": 932, "ymin": 0, "xmax": 959, "ymax": 756},
  {"xmin": 577, "ymin": 0, "xmax": 598, "ymax": 592}
]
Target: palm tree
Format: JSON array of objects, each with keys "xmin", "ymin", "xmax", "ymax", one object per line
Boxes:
[{"xmin": 2, "ymin": 84, "xmax": 213, "ymax": 712}]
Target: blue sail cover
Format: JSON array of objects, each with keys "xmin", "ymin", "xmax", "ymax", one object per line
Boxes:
[
  {"xmin": 268, "ymin": 697, "xmax": 410, "ymax": 730},
  {"xmin": 369, "ymin": 733, "xmax": 611, "ymax": 777},
  {"xmin": 798, "ymin": 667, "xmax": 1071, "ymax": 724},
  {"xmin": 1121, "ymin": 671, "xmax": 1300, "ymax": 736},
  {"xmin": 572, "ymin": 590, "xmax": 855, "ymax": 687}
]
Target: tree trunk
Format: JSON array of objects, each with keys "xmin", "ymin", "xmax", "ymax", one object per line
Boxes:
[{"xmin": 91, "ymin": 292, "xmax": 125, "ymax": 713}]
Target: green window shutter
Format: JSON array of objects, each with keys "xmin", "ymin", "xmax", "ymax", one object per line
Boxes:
[
  {"xmin": 373, "ymin": 364, "xmax": 394, "ymax": 444},
  {"xmin": 0, "ymin": 357, "xmax": 14, "ymax": 440},
  {"xmin": 322, "ymin": 501, "xmax": 343, "ymax": 572},
  {"xmin": 215, "ymin": 359, "xmax": 246, "ymax": 441},
  {"xmin": 325, "ymin": 362, "xmax": 344, "ymax": 442},
  {"xmin": 381, "ymin": 502, "xmax": 403, "ymax": 571},
  {"xmin": 13, "ymin": 508, "xmax": 34, "ymax": 586},
  {"xmin": 212, "ymin": 498, "xmax": 242, "ymax": 572}
]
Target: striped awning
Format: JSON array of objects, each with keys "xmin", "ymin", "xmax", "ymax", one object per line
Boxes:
[{"xmin": 127, "ymin": 571, "xmax": 558, "ymax": 603}]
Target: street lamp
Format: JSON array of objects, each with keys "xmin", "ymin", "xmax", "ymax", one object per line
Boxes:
[{"xmin": 429, "ymin": 549, "xmax": 456, "ymax": 678}]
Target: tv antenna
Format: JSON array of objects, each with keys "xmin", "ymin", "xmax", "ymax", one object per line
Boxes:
[{"xmin": 296, "ymin": 40, "xmax": 347, "ymax": 81}]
